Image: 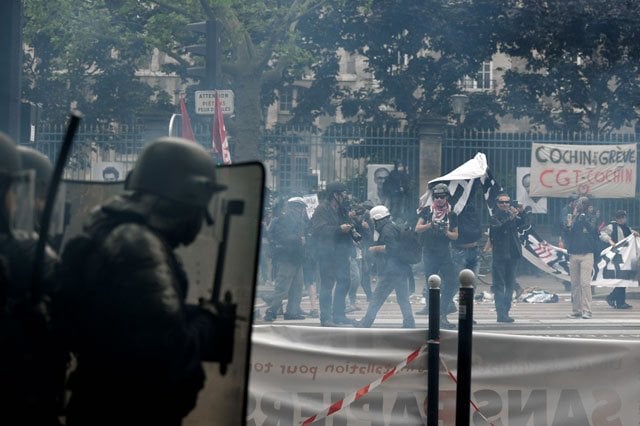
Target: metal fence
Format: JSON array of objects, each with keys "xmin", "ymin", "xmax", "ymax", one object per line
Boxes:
[
  {"xmin": 24, "ymin": 123, "xmax": 640, "ymax": 232},
  {"xmin": 260, "ymin": 126, "xmax": 419, "ymax": 203},
  {"xmin": 27, "ymin": 122, "xmax": 145, "ymax": 181},
  {"xmin": 443, "ymin": 129, "xmax": 640, "ymax": 234}
]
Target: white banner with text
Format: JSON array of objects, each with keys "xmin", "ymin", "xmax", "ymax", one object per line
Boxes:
[
  {"xmin": 248, "ymin": 325, "xmax": 640, "ymax": 425},
  {"xmin": 529, "ymin": 143, "xmax": 637, "ymax": 198}
]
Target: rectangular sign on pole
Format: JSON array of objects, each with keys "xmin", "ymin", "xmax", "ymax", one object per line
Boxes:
[
  {"xmin": 529, "ymin": 143, "xmax": 637, "ymax": 198},
  {"xmin": 195, "ymin": 90, "xmax": 234, "ymax": 115}
]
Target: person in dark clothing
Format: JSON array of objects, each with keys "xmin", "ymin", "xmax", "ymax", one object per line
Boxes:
[
  {"xmin": 0, "ymin": 132, "xmax": 66, "ymax": 426},
  {"xmin": 57, "ymin": 137, "xmax": 227, "ymax": 426},
  {"xmin": 600, "ymin": 210, "xmax": 637, "ymax": 309},
  {"xmin": 383, "ymin": 160, "xmax": 411, "ymax": 223},
  {"xmin": 354, "ymin": 205, "xmax": 415, "ymax": 328},
  {"xmin": 310, "ymin": 182, "xmax": 355, "ymax": 326},
  {"xmin": 451, "ymin": 201, "xmax": 483, "ymax": 277},
  {"xmin": 264, "ymin": 197, "xmax": 308, "ymax": 321},
  {"xmin": 489, "ymin": 193, "xmax": 527, "ymax": 323},
  {"xmin": 563, "ymin": 196, "xmax": 599, "ymax": 319},
  {"xmin": 414, "ymin": 183, "xmax": 458, "ymax": 329}
]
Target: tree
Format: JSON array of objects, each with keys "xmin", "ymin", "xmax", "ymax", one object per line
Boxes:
[
  {"xmin": 498, "ymin": 0, "xmax": 640, "ymax": 133},
  {"xmin": 294, "ymin": 0, "xmax": 507, "ymax": 131},
  {"xmin": 22, "ymin": 0, "xmax": 173, "ymax": 124}
]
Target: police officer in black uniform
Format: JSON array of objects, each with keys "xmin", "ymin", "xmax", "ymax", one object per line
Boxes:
[
  {"xmin": 0, "ymin": 133, "xmax": 66, "ymax": 426},
  {"xmin": 58, "ymin": 137, "xmax": 227, "ymax": 426}
]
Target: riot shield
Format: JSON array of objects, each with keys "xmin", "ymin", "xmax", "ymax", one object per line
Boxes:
[
  {"xmin": 180, "ymin": 162, "xmax": 264, "ymax": 426},
  {"xmin": 59, "ymin": 162, "xmax": 264, "ymax": 426}
]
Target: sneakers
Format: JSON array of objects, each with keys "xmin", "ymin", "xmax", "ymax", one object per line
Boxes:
[
  {"xmin": 283, "ymin": 313, "xmax": 305, "ymax": 320},
  {"xmin": 617, "ymin": 303, "xmax": 632, "ymax": 309},
  {"xmin": 497, "ymin": 316, "xmax": 515, "ymax": 323},
  {"xmin": 334, "ymin": 317, "xmax": 356, "ymax": 325},
  {"xmin": 353, "ymin": 320, "xmax": 370, "ymax": 328},
  {"xmin": 582, "ymin": 312, "xmax": 592, "ymax": 319},
  {"xmin": 606, "ymin": 294, "xmax": 616, "ymax": 308},
  {"xmin": 263, "ymin": 310, "xmax": 277, "ymax": 322},
  {"xmin": 567, "ymin": 312, "xmax": 582, "ymax": 318}
]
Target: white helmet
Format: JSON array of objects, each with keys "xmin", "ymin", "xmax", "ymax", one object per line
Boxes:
[
  {"xmin": 287, "ymin": 197, "xmax": 307, "ymax": 207},
  {"xmin": 369, "ymin": 205, "xmax": 390, "ymax": 221}
]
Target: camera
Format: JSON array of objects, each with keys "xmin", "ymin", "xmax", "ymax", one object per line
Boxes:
[
  {"xmin": 349, "ymin": 226, "xmax": 362, "ymax": 243},
  {"xmin": 431, "ymin": 220, "xmax": 448, "ymax": 234}
]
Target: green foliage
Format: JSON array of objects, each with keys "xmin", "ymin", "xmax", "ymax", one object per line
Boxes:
[{"xmin": 498, "ymin": 0, "xmax": 640, "ymax": 132}]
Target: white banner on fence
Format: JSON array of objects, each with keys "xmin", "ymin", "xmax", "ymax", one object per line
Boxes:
[
  {"xmin": 529, "ymin": 143, "xmax": 637, "ymax": 198},
  {"xmin": 248, "ymin": 326, "xmax": 640, "ymax": 425}
]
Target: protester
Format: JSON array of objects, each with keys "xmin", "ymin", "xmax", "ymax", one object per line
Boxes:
[
  {"xmin": 383, "ymin": 160, "xmax": 410, "ymax": 223},
  {"xmin": 310, "ymin": 182, "xmax": 355, "ymax": 326},
  {"xmin": 600, "ymin": 210, "xmax": 638, "ymax": 310},
  {"xmin": 489, "ymin": 193, "xmax": 527, "ymax": 323},
  {"xmin": 57, "ymin": 137, "xmax": 228, "ymax": 426},
  {"xmin": 414, "ymin": 183, "xmax": 458, "ymax": 329},
  {"xmin": 564, "ymin": 196, "xmax": 598, "ymax": 319},
  {"xmin": 451, "ymin": 201, "xmax": 482, "ymax": 277},
  {"xmin": 355, "ymin": 205, "xmax": 415, "ymax": 328},
  {"xmin": 264, "ymin": 197, "xmax": 308, "ymax": 321},
  {"xmin": 0, "ymin": 133, "xmax": 66, "ymax": 426}
]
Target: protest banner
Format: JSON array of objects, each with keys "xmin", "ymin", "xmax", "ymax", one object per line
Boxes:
[
  {"xmin": 529, "ymin": 143, "xmax": 636, "ymax": 198},
  {"xmin": 249, "ymin": 326, "xmax": 640, "ymax": 425}
]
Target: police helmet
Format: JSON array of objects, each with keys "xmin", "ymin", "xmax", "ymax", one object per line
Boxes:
[
  {"xmin": 0, "ymin": 132, "xmax": 21, "ymax": 178},
  {"xmin": 325, "ymin": 181, "xmax": 347, "ymax": 195},
  {"xmin": 17, "ymin": 146, "xmax": 53, "ymax": 186},
  {"xmin": 126, "ymin": 137, "xmax": 226, "ymax": 208},
  {"xmin": 432, "ymin": 183, "xmax": 450, "ymax": 197},
  {"xmin": 369, "ymin": 205, "xmax": 391, "ymax": 221}
]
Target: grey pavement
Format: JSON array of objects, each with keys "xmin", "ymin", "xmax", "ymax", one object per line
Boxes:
[{"xmin": 254, "ymin": 273, "xmax": 640, "ymax": 340}]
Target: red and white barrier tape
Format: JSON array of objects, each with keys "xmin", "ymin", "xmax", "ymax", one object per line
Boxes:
[{"xmin": 300, "ymin": 339, "xmax": 494, "ymax": 426}]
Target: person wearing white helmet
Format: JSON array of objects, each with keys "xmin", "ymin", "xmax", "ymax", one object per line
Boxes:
[
  {"xmin": 264, "ymin": 197, "xmax": 309, "ymax": 321},
  {"xmin": 354, "ymin": 205, "xmax": 415, "ymax": 328}
]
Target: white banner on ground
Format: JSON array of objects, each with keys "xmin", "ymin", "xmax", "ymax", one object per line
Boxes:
[
  {"xmin": 248, "ymin": 326, "xmax": 640, "ymax": 425},
  {"xmin": 529, "ymin": 143, "xmax": 637, "ymax": 198},
  {"xmin": 519, "ymin": 225, "xmax": 640, "ymax": 288}
]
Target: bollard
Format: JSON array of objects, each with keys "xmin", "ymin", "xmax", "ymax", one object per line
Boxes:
[
  {"xmin": 427, "ymin": 274, "xmax": 441, "ymax": 426},
  {"xmin": 455, "ymin": 269, "xmax": 475, "ymax": 426}
]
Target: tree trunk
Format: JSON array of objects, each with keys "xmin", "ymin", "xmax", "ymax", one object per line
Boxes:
[{"xmin": 230, "ymin": 70, "xmax": 263, "ymax": 162}]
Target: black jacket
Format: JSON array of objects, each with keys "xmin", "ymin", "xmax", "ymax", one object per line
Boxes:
[
  {"xmin": 269, "ymin": 210, "xmax": 307, "ymax": 264},
  {"xmin": 58, "ymin": 196, "xmax": 218, "ymax": 425},
  {"xmin": 0, "ymin": 232, "xmax": 65, "ymax": 426},
  {"xmin": 375, "ymin": 219, "xmax": 409, "ymax": 275},
  {"xmin": 489, "ymin": 209, "xmax": 526, "ymax": 261},
  {"xmin": 310, "ymin": 200, "xmax": 352, "ymax": 261}
]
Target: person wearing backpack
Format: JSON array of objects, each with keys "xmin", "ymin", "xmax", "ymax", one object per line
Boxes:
[
  {"xmin": 414, "ymin": 183, "xmax": 459, "ymax": 329},
  {"xmin": 354, "ymin": 205, "xmax": 415, "ymax": 328}
]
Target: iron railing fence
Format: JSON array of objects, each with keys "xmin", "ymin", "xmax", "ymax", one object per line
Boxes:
[
  {"xmin": 259, "ymin": 126, "xmax": 419, "ymax": 204},
  {"xmin": 443, "ymin": 129, "xmax": 640, "ymax": 238}
]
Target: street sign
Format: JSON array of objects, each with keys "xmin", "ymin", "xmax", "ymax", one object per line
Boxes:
[{"xmin": 195, "ymin": 90, "xmax": 234, "ymax": 115}]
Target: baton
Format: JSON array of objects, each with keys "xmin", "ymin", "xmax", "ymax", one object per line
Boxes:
[{"xmin": 31, "ymin": 111, "xmax": 82, "ymax": 303}]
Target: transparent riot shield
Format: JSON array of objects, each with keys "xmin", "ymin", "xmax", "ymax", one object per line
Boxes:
[
  {"xmin": 180, "ymin": 162, "xmax": 264, "ymax": 426},
  {"xmin": 59, "ymin": 180, "xmax": 124, "ymax": 248}
]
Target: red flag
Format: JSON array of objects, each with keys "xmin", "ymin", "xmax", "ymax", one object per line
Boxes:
[
  {"xmin": 180, "ymin": 96, "xmax": 196, "ymax": 142},
  {"xmin": 212, "ymin": 91, "xmax": 232, "ymax": 164}
]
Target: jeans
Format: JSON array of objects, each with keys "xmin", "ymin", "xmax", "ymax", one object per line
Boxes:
[
  {"xmin": 348, "ymin": 257, "xmax": 362, "ymax": 304},
  {"xmin": 451, "ymin": 246, "xmax": 479, "ymax": 276},
  {"xmin": 492, "ymin": 258, "xmax": 517, "ymax": 318},
  {"xmin": 360, "ymin": 262, "xmax": 415, "ymax": 328},
  {"xmin": 267, "ymin": 259, "xmax": 303, "ymax": 316},
  {"xmin": 318, "ymin": 257, "xmax": 351, "ymax": 322}
]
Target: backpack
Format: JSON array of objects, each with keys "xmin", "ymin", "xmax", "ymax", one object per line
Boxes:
[{"xmin": 396, "ymin": 225, "xmax": 422, "ymax": 265}]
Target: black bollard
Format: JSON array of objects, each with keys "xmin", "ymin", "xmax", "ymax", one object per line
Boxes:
[
  {"xmin": 455, "ymin": 269, "xmax": 475, "ymax": 426},
  {"xmin": 427, "ymin": 274, "xmax": 441, "ymax": 426}
]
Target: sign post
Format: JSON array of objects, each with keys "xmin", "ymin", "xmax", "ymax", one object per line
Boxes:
[{"xmin": 195, "ymin": 90, "xmax": 234, "ymax": 115}]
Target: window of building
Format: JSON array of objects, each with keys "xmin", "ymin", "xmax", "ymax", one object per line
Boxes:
[
  {"xmin": 461, "ymin": 61, "xmax": 493, "ymax": 90},
  {"xmin": 279, "ymin": 87, "xmax": 294, "ymax": 113}
]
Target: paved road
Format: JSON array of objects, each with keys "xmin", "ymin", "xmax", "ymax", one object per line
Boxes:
[{"xmin": 255, "ymin": 274, "xmax": 640, "ymax": 340}]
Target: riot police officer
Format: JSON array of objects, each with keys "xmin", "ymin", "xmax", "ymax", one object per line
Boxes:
[
  {"xmin": 0, "ymin": 132, "xmax": 65, "ymax": 426},
  {"xmin": 58, "ymin": 137, "xmax": 227, "ymax": 426}
]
